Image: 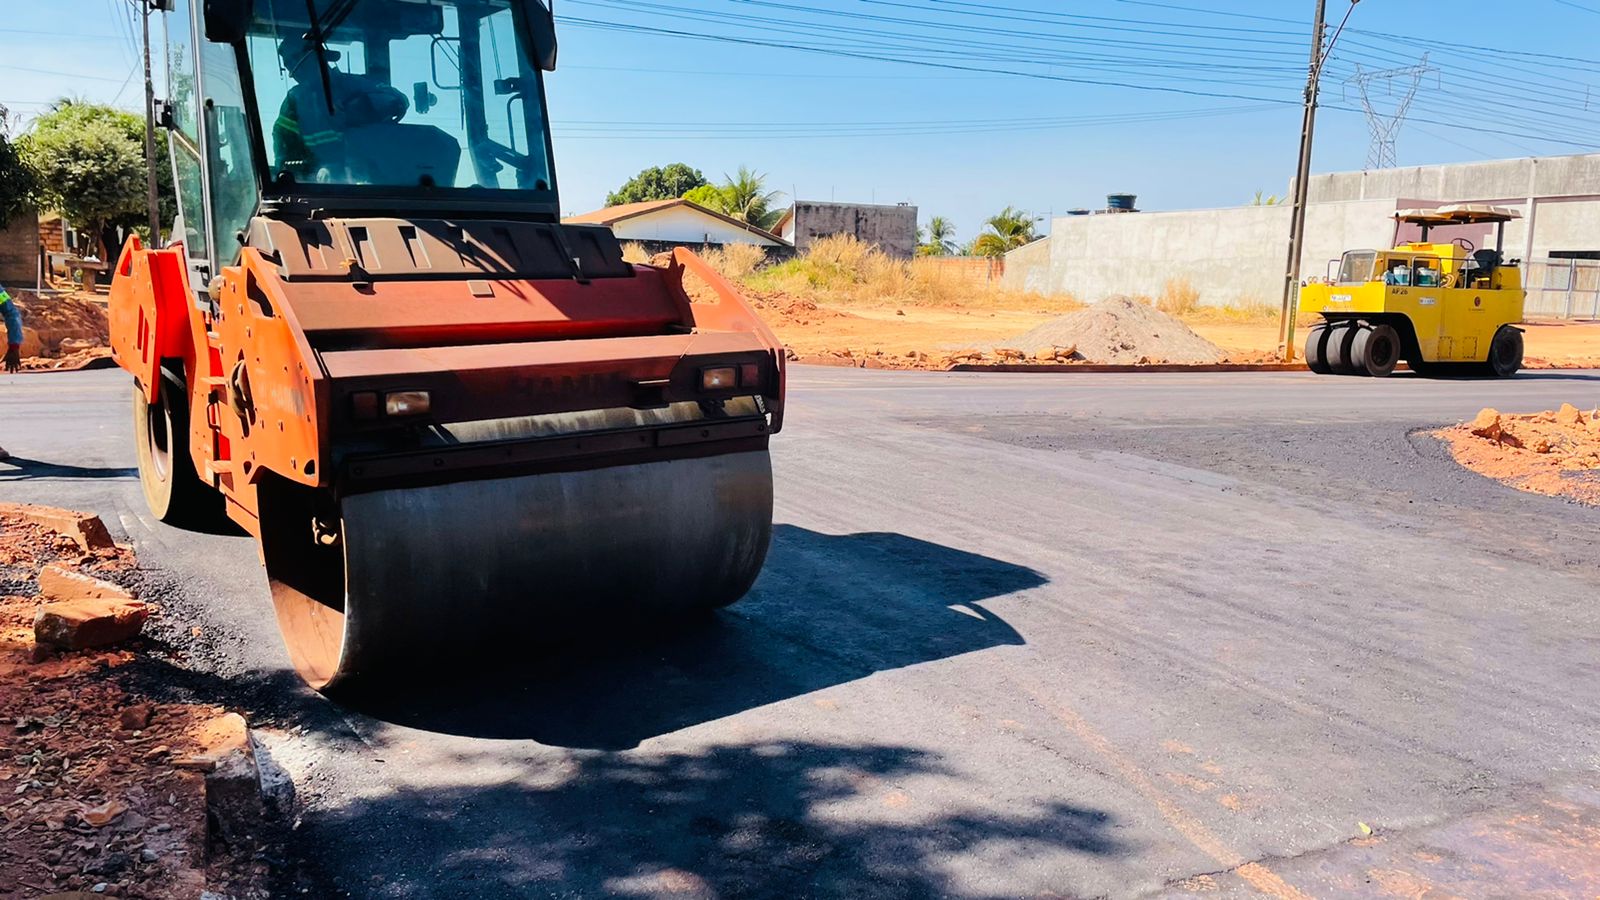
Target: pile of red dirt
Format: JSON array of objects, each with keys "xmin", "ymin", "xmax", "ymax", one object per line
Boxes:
[
  {"xmin": 9, "ymin": 292, "xmax": 111, "ymax": 361},
  {"xmin": 1436, "ymin": 404, "xmax": 1600, "ymax": 505},
  {"xmin": 0, "ymin": 505, "xmax": 271, "ymax": 898}
]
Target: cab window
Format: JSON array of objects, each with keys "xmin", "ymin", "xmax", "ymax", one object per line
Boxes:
[{"xmin": 1337, "ymin": 250, "xmax": 1376, "ymax": 285}]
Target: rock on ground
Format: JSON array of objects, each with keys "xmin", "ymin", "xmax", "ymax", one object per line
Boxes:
[
  {"xmin": 9, "ymin": 292, "xmax": 110, "ymax": 359},
  {"xmin": 1440, "ymin": 405, "xmax": 1600, "ymax": 505},
  {"xmin": 1001, "ymin": 296, "xmax": 1226, "ymax": 365}
]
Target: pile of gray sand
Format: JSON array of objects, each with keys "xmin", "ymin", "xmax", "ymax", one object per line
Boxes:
[{"xmin": 1003, "ymin": 296, "xmax": 1226, "ymax": 364}]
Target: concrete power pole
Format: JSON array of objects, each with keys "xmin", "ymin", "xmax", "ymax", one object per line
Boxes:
[
  {"xmin": 1347, "ymin": 55, "xmax": 1434, "ymax": 169},
  {"xmin": 1277, "ymin": 0, "xmax": 1357, "ymax": 363}
]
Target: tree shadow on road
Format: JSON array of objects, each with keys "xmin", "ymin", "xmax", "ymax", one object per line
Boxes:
[
  {"xmin": 297, "ymin": 739, "xmax": 1119, "ymax": 899},
  {"xmin": 350, "ymin": 526, "xmax": 1045, "ymax": 749},
  {"xmin": 0, "ymin": 455, "xmax": 137, "ymax": 480}
]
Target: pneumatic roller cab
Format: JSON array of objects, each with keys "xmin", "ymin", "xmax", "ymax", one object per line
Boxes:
[
  {"xmin": 1299, "ymin": 204, "xmax": 1527, "ymax": 378},
  {"xmin": 108, "ymin": 0, "xmax": 786, "ymax": 693}
]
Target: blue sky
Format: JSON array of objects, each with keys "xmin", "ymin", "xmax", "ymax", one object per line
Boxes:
[{"xmin": 6, "ymin": 0, "xmax": 1600, "ymax": 242}]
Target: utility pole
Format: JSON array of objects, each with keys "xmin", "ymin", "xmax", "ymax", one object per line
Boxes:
[
  {"xmin": 1278, "ymin": 0, "xmax": 1356, "ymax": 363},
  {"xmin": 139, "ymin": 0, "xmax": 162, "ymax": 248}
]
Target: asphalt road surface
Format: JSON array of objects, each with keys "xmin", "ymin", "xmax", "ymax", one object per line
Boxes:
[{"xmin": 4, "ymin": 366, "xmax": 1600, "ymax": 899}]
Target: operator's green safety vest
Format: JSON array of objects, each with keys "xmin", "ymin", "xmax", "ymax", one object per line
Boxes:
[{"xmin": 0, "ymin": 286, "xmax": 23, "ymax": 350}]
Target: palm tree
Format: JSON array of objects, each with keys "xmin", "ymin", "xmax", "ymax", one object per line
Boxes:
[
  {"xmin": 720, "ymin": 165, "xmax": 785, "ymax": 229},
  {"xmin": 971, "ymin": 206, "xmax": 1040, "ymax": 259},
  {"xmin": 917, "ymin": 216, "xmax": 957, "ymax": 256}
]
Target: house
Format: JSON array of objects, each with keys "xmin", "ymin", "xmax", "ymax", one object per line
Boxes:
[
  {"xmin": 563, "ymin": 199, "xmax": 791, "ymax": 256},
  {"xmin": 772, "ymin": 200, "xmax": 919, "ymax": 259}
]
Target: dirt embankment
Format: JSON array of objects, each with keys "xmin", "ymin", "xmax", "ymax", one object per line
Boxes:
[
  {"xmin": 1437, "ymin": 405, "xmax": 1600, "ymax": 505},
  {"xmin": 0, "ymin": 506, "xmax": 277, "ymax": 898},
  {"xmin": 9, "ymin": 292, "xmax": 114, "ymax": 371}
]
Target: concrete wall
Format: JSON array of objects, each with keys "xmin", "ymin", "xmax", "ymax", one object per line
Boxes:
[
  {"xmin": 790, "ymin": 201, "xmax": 918, "ymax": 258},
  {"xmin": 1304, "ymin": 153, "xmax": 1600, "ymax": 204},
  {"xmin": 610, "ymin": 206, "xmax": 785, "ymax": 247},
  {"xmin": 1304, "ymin": 153, "xmax": 1600, "ymax": 262},
  {"xmin": 0, "ymin": 210, "xmax": 39, "ymax": 287},
  {"xmin": 1011, "ymin": 199, "xmax": 1400, "ymax": 305},
  {"xmin": 1000, "ymin": 237, "xmax": 1051, "ymax": 293}
]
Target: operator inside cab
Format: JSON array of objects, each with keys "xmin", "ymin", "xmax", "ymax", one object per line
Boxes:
[{"xmin": 272, "ymin": 33, "xmax": 409, "ymax": 182}]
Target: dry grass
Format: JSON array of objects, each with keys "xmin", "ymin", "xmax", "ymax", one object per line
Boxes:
[
  {"xmin": 1156, "ymin": 278, "xmax": 1201, "ymax": 317},
  {"xmin": 1178, "ymin": 294, "xmax": 1280, "ymax": 324},
  {"xmin": 620, "ymin": 241, "xmax": 652, "ymax": 264},
  {"xmin": 700, "ymin": 243, "xmax": 767, "ymax": 280},
  {"xmin": 743, "ymin": 234, "xmax": 1077, "ymax": 312}
]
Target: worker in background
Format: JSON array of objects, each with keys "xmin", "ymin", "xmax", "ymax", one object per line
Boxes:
[
  {"xmin": 1, "ymin": 282, "xmax": 22, "ymax": 460},
  {"xmin": 272, "ymin": 33, "xmax": 408, "ymax": 182}
]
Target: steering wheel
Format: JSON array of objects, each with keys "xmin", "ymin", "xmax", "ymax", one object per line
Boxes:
[{"xmin": 1453, "ymin": 237, "xmax": 1475, "ymax": 252}]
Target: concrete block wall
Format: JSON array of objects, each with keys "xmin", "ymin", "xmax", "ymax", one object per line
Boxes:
[
  {"xmin": 999, "ymin": 237, "xmax": 1051, "ymax": 293},
  {"xmin": 789, "ymin": 201, "xmax": 919, "ymax": 259},
  {"xmin": 1011, "ymin": 199, "xmax": 1400, "ymax": 306},
  {"xmin": 0, "ymin": 210, "xmax": 39, "ymax": 287}
]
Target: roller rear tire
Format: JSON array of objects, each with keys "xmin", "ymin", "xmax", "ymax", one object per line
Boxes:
[
  {"xmin": 133, "ymin": 365, "xmax": 223, "ymax": 526},
  {"xmin": 1484, "ymin": 325, "xmax": 1524, "ymax": 378}
]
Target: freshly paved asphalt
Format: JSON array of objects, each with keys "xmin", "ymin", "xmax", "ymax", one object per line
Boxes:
[{"xmin": 3, "ymin": 366, "xmax": 1599, "ymax": 898}]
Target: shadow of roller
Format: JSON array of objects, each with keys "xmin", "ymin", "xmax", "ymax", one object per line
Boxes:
[{"xmin": 342, "ymin": 524, "xmax": 1044, "ymax": 749}]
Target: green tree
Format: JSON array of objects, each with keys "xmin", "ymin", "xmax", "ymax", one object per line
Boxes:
[
  {"xmin": 971, "ymin": 206, "xmax": 1040, "ymax": 259},
  {"xmin": 916, "ymin": 215, "xmax": 957, "ymax": 257},
  {"xmin": 682, "ymin": 183, "xmax": 731, "ymax": 212},
  {"xmin": 22, "ymin": 100, "xmax": 174, "ymax": 257},
  {"xmin": 0, "ymin": 105, "xmax": 39, "ymax": 230},
  {"xmin": 606, "ymin": 163, "xmax": 709, "ymax": 206}
]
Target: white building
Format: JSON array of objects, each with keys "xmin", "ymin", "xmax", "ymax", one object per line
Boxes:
[{"xmin": 564, "ymin": 199, "xmax": 789, "ymax": 250}]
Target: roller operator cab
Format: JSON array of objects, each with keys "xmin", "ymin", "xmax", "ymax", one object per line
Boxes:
[
  {"xmin": 108, "ymin": 0, "xmax": 786, "ymax": 693},
  {"xmin": 1298, "ymin": 204, "xmax": 1526, "ymax": 378}
]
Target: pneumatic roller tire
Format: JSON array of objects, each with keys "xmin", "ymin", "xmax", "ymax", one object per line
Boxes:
[
  {"xmin": 1349, "ymin": 323, "xmax": 1400, "ymax": 378},
  {"xmin": 1484, "ymin": 325, "xmax": 1524, "ymax": 378},
  {"xmin": 262, "ymin": 451, "xmax": 775, "ymax": 694},
  {"xmin": 1303, "ymin": 322, "xmax": 1333, "ymax": 375},
  {"xmin": 1324, "ymin": 322, "xmax": 1361, "ymax": 376}
]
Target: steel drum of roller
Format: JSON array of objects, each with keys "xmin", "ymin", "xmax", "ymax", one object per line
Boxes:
[{"xmin": 264, "ymin": 450, "xmax": 773, "ymax": 693}]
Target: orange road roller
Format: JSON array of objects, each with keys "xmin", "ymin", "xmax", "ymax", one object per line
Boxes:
[{"xmin": 108, "ymin": 0, "xmax": 784, "ymax": 692}]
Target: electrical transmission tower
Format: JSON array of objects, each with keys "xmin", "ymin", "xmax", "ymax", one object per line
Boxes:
[{"xmin": 1346, "ymin": 54, "xmax": 1434, "ymax": 169}]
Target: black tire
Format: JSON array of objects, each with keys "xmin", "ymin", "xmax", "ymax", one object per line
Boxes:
[
  {"xmin": 1304, "ymin": 322, "xmax": 1332, "ymax": 374},
  {"xmin": 134, "ymin": 365, "xmax": 223, "ymax": 526},
  {"xmin": 1350, "ymin": 323, "xmax": 1400, "ymax": 377},
  {"xmin": 1484, "ymin": 325, "xmax": 1524, "ymax": 378},
  {"xmin": 1325, "ymin": 322, "xmax": 1360, "ymax": 375}
]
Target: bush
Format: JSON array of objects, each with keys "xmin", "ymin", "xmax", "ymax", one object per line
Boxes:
[
  {"xmin": 743, "ymin": 234, "xmax": 1075, "ymax": 311},
  {"xmin": 700, "ymin": 243, "xmax": 766, "ymax": 280},
  {"xmin": 1156, "ymin": 278, "xmax": 1201, "ymax": 317}
]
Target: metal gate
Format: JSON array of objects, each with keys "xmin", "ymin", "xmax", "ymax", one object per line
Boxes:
[{"xmin": 1523, "ymin": 257, "xmax": 1600, "ymax": 319}]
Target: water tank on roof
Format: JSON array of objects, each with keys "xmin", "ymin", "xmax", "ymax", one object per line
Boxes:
[
  {"xmin": 1065, "ymin": 209, "xmax": 1092, "ymax": 216},
  {"xmin": 1106, "ymin": 193, "xmax": 1138, "ymax": 212}
]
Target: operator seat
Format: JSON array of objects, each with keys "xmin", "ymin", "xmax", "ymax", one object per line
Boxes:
[
  {"xmin": 1462, "ymin": 248, "xmax": 1501, "ymax": 285},
  {"xmin": 342, "ymin": 123, "xmax": 463, "ymax": 187}
]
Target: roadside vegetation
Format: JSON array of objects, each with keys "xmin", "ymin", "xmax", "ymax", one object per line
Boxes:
[{"xmin": 744, "ymin": 234, "xmax": 1073, "ymax": 310}]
